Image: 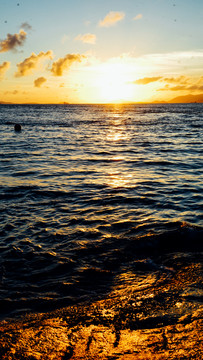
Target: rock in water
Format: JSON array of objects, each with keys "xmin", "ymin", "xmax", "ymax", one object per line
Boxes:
[{"xmin": 14, "ymin": 124, "xmax": 21, "ymax": 132}]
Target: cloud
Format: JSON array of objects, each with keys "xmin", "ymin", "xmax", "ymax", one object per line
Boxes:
[
  {"xmin": 99, "ymin": 11, "xmax": 125, "ymax": 27},
  {"xmin": 158, "ymin": 75, "xmax": 203, "ymax": 92},
  {"xmin": 51, "ymin": 54, "xmax": 86, "ymax": 76},
  {"xmin": 75, "ymin": 33, "xmax": 96, "ymax": 44},
  {"xmin": 61, "ymin": 34, "xmax": 69, "ymax": 44},
  {"xmin": 34, "ymin": 77, "xmax": 47, "ymax": 88},
  {"xmin": 0, "ymin": 30, "xmax": 27, "ymax": 53},
  {"xmin": 4, "ymin": 90, "xmax": 19, "ymax": 95},
  {"xmin": 162, "ymin": 76, "xmax": 189, "ymax": 84},
  {"xmin": 165, "ymin": 85, "xmax": 188, "ymax": 91},
  {"xmin": 0, "ymin": 61, "xmax": 10, "ymax": 78},
  {"xmin": 15, "ymin": 51, "xmax": 53, "ymax": 77},
  {"xmin": 134, "ymin": 51, "xmax": 203, "ymax": 75},
  {"xmin": 159, "ymin": 84, "xmax": 203, "ymax": 92},
  {"xmin": 20, "ymin": 22, "xmax": 32, "ymax": 31},
  {"xmin": 187, "ymin": 85, "xmax": 203, "ymax": 91},
  {"xmin": 133, "ymin": 76, "xmax": 162, "ymax": 85},
  {"xmin": 133, "ymin": 14, "xmax": 143, "ymax": 20}
]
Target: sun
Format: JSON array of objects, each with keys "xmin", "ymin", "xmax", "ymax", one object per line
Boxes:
[{"xmin": 95, "ymin": 63, "xmax": 135, "ymax": 103}]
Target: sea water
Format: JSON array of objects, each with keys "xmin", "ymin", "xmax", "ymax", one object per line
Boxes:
[{"xmin": 0, "ymin": 103, "xmax": 202, "ymax": 319}]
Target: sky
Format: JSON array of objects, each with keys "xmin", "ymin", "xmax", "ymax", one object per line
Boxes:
[{"xmin": 0, "ymin": 0, "xmax": 203, "ymax": 104}]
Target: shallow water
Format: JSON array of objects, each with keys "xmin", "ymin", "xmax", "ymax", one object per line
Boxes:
[{"xmin": 0, "ymin": 103, "xmax": 202, "ymax": 319}]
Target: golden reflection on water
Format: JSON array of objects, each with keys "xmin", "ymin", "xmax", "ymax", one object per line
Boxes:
[
  {"xmin": 107, "ymin": 172, "xmax": 133, "ymax": 188},
  {"xmin": 106, "ymin": 126, "xmax": 130, "ymax": 142},
  {"xmin": 104, "ymin": 115, "xmax": 134, "ymax": 188},
  {"xmin": 115, "ymin": 271, "xmax": 158, "ymax": 291}
]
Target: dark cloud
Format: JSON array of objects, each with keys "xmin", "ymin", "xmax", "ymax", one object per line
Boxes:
[
  {"xmin": 15, "ymin": 51, "xmax": 53, "ymax": 77},
  {"xmin": 20, "ymin": 22, "xmax": 32, "ymax": 31},
  {"xmin": 51, "ymin": 54, "xmax": 86, "ymax": 76},
  {"xmin": 0, "ymin": 30, "xmax": 26, "ymax": 53}
]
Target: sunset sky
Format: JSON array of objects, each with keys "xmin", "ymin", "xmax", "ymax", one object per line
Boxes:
[{"xmin": 0, "ymin": 0, "xmax": 203, "ymax": 104}]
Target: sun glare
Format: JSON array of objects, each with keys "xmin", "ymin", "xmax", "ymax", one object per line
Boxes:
[{"xmin": 95, "ymin": 63, "xmax": 134, "ymax": 103}]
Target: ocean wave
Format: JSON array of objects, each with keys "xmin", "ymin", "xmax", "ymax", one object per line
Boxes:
[
  {"xmin": 0, "ymin": 220, "xmax": 202, "ymax": 319},
  {"xmin": 0, "ymin": 103, "xmax": 202, "ymax": 320}
]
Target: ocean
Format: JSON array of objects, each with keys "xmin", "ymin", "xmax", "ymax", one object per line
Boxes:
[{"xmin": 0, "ymin": 103, "xmax": 202, "ymax": 320}]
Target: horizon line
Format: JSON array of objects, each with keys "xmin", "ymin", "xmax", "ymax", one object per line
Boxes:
[{"xmin": 0, "ymin": 101, "xmax": 203, "ymax": 105}]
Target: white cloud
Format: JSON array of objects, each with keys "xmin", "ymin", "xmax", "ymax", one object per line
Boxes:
[
  {"xmin": 75, "ymin": 33, "xmax": 96, "ymax": 44},
  {"xmin": 61, "ymin": 34, "xmax": 69, "ymax": 44},
  {"xmin": 99, "ymin": 11, "xmax": 125, "ymax": 27},
  {"xmin": 133, "ymin": 14, "xmax": 143, "ymax": 20}
]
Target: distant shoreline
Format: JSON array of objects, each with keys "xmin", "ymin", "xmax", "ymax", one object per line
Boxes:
[
  {"xmin": 1, "ymin": 100, "xmax": 203, "ymax": 105},
  {"xmin": 1, "ymin": 93, "xmax": 203, "ymax": 105}
]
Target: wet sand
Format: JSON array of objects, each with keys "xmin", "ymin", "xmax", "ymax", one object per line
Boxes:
[{"xmin": 0, "ymin": 260, "xmax": 202, "ymax": 359}]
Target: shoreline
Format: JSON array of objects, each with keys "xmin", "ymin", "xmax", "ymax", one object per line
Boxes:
[{"xmin": 1, "ymin": 260, "xmax": 202, "ymax": 359}]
